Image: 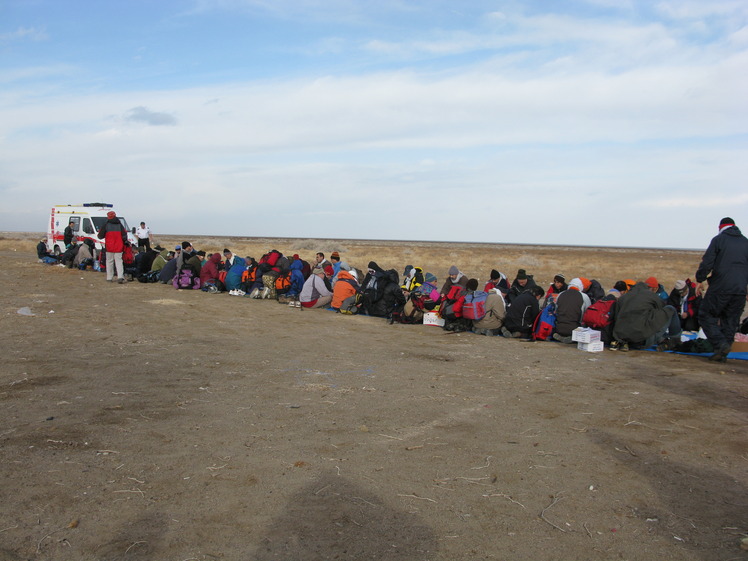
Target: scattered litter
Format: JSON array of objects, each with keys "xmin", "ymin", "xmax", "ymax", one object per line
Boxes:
[
  {"xmin": 17, "ymin": 307, "xmax": 34, "ymax": 316},
  {"xmin": 48, "ymin": 310, "xmax": 55, "ymax": 314}
]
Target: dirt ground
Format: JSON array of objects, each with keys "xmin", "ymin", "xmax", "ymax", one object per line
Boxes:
[{"xmin": 1, "ymin": 235, "xmax": 747, "ymax": 561}]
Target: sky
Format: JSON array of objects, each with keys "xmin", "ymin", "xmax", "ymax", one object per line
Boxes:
[{"xmin": 1, "ymin": 0, "xmax": 747, "ymax": 249}]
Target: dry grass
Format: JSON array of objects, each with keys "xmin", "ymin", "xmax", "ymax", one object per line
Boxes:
[{"xmin": 5, "ymin": 231, "xmax": 703, "ymax": 290}]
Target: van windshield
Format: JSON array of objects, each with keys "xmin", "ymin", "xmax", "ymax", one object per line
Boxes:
[{"xmin": 91, "ymin": 217, "xmax": 129, "ymax": 232}]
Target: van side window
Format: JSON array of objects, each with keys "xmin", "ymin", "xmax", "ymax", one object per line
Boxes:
[
  {"xmin": 70, "ymin": 216, "xmax": 81, "ymax": 231},
  {"xmin": 82, "ymin": 218, "xmax": 94, "ymax": 234}
]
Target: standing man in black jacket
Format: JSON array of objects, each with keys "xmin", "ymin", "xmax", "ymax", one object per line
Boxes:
[{"xmin": 695, "ymin": 217, "xmax": 748, "ymax": 362}]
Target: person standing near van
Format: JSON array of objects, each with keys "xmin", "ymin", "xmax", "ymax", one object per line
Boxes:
[
  {"xmin": 63, "ymin": 220, "xmax": 76, "ymax": 248},
  {"xmin": 97, "ymin": 211, "xmax": 127, "ymax": 283},
  {"xmin": 135, "ymin": 221, "xmax": 153, "ymax": 252}
]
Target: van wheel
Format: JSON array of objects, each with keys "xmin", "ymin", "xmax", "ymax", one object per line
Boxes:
[{"xmin": 53, "ymin": 245, "xmax": 61, "ymax": 256}]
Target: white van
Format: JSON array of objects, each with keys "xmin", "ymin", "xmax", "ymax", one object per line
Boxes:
[{"xmin": 47, "ymin": 203, "xmax": 137, "ymax": 255}]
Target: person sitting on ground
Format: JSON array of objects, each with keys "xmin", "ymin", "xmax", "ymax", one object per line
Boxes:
[
  {"xmin": 299, "ymin": 265, "xmax": 334, "ymax": 308},
  {"xmin": 417, "ymin": 272, "xmax": 440, "ymax": 303},
  {"xmin": 667, "ymin": 279, "xmax": 701, "ymax": 332},
  {"xmin": 401, "ymin": 265, "xmax": 424, "ymax": 295},
  {"xmin": 359, "ymin": 263, "xmax": 404, "ymax": 317},
  {"xmin": 581, "ymin": 288, "xmax": 621, "ymax": 344},
  {"xmin": 223, "ymin": 248, "xmax": 238, "ymax": 271},
  {"xmin": 224, "ymin": 254, "xmax": 247, "ymax": 294},
  {"xmin": 330, "ymin": 251, "xmax": 341, "ymax": 277},
  {"xmin": 544, "ymin": 274, "xmax": 567, "ymax": 306},
  {"xmin": 646, "ymin": 277, "xmax": 669, "ymax": 301},
  {"xmin": 37, "ymin": 239, "xmax": 59, "ymax": 263},
  {"xmin": 552, "ymin": 278, "xmax": 588, "ymax": 344},
  {"xmin": 311, "ymin": 252, "xmax": 331, "ymax": 276},
  {"xmin": 613, "ymin": 280, "xmax": 629, "ymax": 294},
  {"xmin": 73, "ymin": 239, "xmax": 96, "ymax": 269},
  {"xmin": 150, "ymin": 250, "xmax": 173, "ymax": 274},
  {"xmin": 502, "ymin": 285, "xmax": 545, "ymax": 338},
  {"xmin": 284, "ymin": 257, "xmax": 306, "ymax": 300},
  {"xmin": 484, "ymin": 269, "xmax": 510, "ymax": 296},
  {"xmin": 472, "ymin": 283, "xmax": 507, "ymax": 336},
  {"xmin": 611, "ymin": 278, "xmax": 682, "ymax": 352},
  {"xmin": 158, "ymin": 253, "xmax": 178, "ymax": 283},
  {"xmin": 579, "ymin": 277, "xmax": 605, "ymax": 304},
  {"xmin": 443, "ymin": 278, "xmax": 478, "ymax": 332},
  {"xmin": 200, "ymin": 253, "xmax": 224, "ymax": 290},
  {"xmin": 507, "ymin": 269, "xmax": 538, "ymax": 305},
  {"xmin": 440, "ymin": 266, "xmax": 468, "ymax": 299},
  {"xmin": 331, "ymin": 267, "xmax": 361, "ymax": 312}
]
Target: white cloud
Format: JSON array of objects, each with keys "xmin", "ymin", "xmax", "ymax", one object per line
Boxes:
[{"xmin": 0, "ymin": 26, "xmax": 48, "ymax": 42}]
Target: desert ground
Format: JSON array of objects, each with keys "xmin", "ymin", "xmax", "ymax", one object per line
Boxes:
[{"xmin": 0, "ymin": 232, "xmax": 746, "ymax": 561}]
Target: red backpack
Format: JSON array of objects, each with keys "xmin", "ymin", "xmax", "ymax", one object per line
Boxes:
[{"xmin": 582, "ymin": 298, "xmax": 615, "ymax": 329}]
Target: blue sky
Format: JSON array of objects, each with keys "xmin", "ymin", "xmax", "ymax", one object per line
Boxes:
[{"xmin": 1, "ymin": 0, "xmax": 746, "ymax": 249}]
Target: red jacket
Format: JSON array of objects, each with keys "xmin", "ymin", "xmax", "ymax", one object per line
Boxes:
[{"xmin": 97, "ymin": 218, "xmax": 126, "ymax": 253}]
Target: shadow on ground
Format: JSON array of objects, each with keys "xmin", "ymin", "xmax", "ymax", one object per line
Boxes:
[{"xmin": 252, "ymin": 473, "xmax": 438, "ymax": 560}]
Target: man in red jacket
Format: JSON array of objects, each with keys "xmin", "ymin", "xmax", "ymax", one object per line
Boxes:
[{"xmin": 97, "ymin": 211, "xmax": 128, "ymax": 283}]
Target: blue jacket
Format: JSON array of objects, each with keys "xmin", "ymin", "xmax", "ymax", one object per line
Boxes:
[
  {"xmin": 287, "ymin": 260, "xmax": 305, "ymax": 296},
  {"xmin": 224, "ymin": 257, "xmax": 247, "ymax": 291}
]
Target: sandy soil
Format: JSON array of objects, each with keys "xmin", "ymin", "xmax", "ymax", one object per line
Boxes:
[{"xmin": 0, "ymin": 234, "xmax": 746, "ymax": 561}]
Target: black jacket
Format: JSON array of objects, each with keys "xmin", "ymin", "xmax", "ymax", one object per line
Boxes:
[
  {"xmin": 555, "ymin": 289, "xmax": 584, "ymax": 336},
  {"xmin": 504, "ymin": 291, "xmax": 540, "ymax": 331},
  {"xmin": 695, "ymin": 226, "xmax": 748, "ymax": 295}
]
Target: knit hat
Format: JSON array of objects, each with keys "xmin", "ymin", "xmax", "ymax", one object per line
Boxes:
[
  {"xmin": 490, "ymin": 269, "xmax": 500, "ymax": 280},
  {"xmin": 674, "ymin": 279, "xmax": 687, "ymax": 291},
  {"xmin": 223, "ymin": 248, "xmax": 231, "ymax": 254},
  {"xmin": 425, "ymin": 272, "xmax": 437, "ymax": 284},
  {"xmin": 645, "ymin": 276, "xmax": 659, "ymax": 289},
  {"xmin": 719, "ymin": 217, "xmax": 735, "ymax": 231},
  {"xmin": 579, "ymin": 277, "xmax": 592, "ymax": 291},
  {"xmin": 330, "ymin": 251, "xmax": 340, "ymax": 260},
  {"xmin": 569, "ymin": 278, "xmax": 583, "ymax": 291},
  {"xmin": 175, "ymin": 245, "xmax": 182, "ymax": 251},
  {"xmin": 368, "ymin": 261, "xmax": 378, "ymax": 271},
  {"xmin": 516, "ymin": 269, "xmax": 527, "ymax": 280},
  {"xmin": 607, "ymin": 288, "xmax": 621, "ymax": 298},
  {"xmin": 106, "ymin": 211, "xmax": 116, "ymax": 219},
  {"xmin": 624, "ymin": 279, "xmax": 635, "ymax": 290},
  {"xmin": 553, "ymin": 274, "xmax": 565, "ymax": 283},
  {"xmin": 448, "ymin": 265, "xmax": 459, "ymax": 276},
  {"xmin": 323, "ymin": 265, "xmax": 334, "ymax": 276},
  {"xmin": 466, "ymin": 278, "xmax": 479, "ymax": 291}
]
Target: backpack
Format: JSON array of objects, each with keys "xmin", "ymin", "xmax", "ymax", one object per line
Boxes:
[
  {"xmin": 582, "ymin": 298, "xmax": 616, "ymax": 330},
  {"xmin": 439, "ymin": 285, "xmax": 466, "ymax": 320},
  {"xmin": 275, "ymin": 273, "xmax": 291, "ymax": 294},
  {"xmin": 462, "ymin": 291, "xmax": 488, "ymax": 321},
  {"xmin": 532, "ymin": 300, "xmax": 557, "ymax": 341},
  {"xmin": 173, "ymin": 269, "xmax": 201, "ymax": 290},
  {"xmin": 137, "ymin": 270, "xmax": 161, "ymax": 283}
]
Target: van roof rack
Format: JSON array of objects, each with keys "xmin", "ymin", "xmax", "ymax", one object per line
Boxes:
[{"xmin": 82, "ymin": 203, "xmax": 113, "ymax": 207}]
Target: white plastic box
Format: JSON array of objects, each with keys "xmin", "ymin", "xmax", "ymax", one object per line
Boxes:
[
  {"xmin": 571, "ymin": 327, "xmax": 601, "ymax": 343},
  {"xmin": 423, "ymin": 311, "xmax": 445, "ymax": 327},
  {"xmin": 577, "ymin": 341, "xmax": 604, "ymax": 352}
]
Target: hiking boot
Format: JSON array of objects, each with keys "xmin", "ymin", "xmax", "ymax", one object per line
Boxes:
[
  {"xmin": 552, "ymin": 333, "xmax": 572, "ymax": 344},
  {"xmin": 708, "ymin": 344, "xmax": 731, "ymax": 363},
  {"xmin": 248, "ymin": 288, "xmax": 260, "ymax": 299},
  {"xmin": 620, "ymin": 342, "xmax": 629, "ymax": 352},
  {"xmin": 501, "ymin": 327, "xmax": 512, "ymax": 338},
  {"xmin": 117, "ymin": 278, "xmax": 125, "ymax": 284},
  {"xmin": 261, "ymin": 287, "xmax": 271, "ymax": 299},
  {"xmin": 609, "ymin": 340, "xmax": 619, "ymax": 351},
  {"xmin": 657, "ymin": 337, "xmax": 680, "ymax": 352}
]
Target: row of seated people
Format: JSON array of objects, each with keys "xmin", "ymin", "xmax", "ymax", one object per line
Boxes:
[{"xmin": 133, "ymin": 242, "xmax": 703, "ymax": 352}]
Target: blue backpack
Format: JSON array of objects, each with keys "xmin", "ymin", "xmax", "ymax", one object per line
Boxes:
[
  {"xmin": 533, "ymin": 300, "xmax": 557, "ymax": 341},
  {"xmin": 462, "ymin": 291, "xmax": 488, "ymax": 321}
]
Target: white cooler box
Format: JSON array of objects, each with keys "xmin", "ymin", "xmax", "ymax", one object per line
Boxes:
[
  {"xmin": 423, "ymin": 311, "xmax": 445, "ymax": 327},
  {"xmin": 571, "ymin": 327, "xmax": 601, "ymax": 343}
]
